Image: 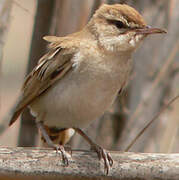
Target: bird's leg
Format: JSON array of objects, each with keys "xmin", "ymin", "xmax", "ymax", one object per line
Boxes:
[
  {"xmin": 36, "ymin": 121, "xmax": 69, "ymax": 166},
  {"xmin": 73, "ymin": 128, "xmax": 113, "ymax": 174}
]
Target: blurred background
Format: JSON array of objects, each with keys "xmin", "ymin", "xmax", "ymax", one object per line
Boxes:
[{"xmin": 0, "ymin": 0, "xmax": 179, "ymax": 153}]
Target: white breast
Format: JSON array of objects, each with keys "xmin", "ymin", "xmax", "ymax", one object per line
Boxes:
[{"xmin": 30, "ymin": 54, "xmax": 132, "ymax": 129}]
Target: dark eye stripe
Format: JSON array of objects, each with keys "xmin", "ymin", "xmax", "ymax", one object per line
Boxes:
[{"xmin": 107, "ymin": 19, "xmax": 128, "ymax": 29}]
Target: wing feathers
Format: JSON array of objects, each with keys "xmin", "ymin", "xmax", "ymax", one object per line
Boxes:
[{"xmin": 9, "ymin": 39, "xmax": 75, "ymax": 126}]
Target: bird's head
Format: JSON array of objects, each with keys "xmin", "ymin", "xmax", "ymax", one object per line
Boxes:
[{"xmin": 88, "ymin": 4, "xmax": 166, "ymax": 52}]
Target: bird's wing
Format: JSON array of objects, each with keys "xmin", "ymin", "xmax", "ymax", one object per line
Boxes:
[{"xmin": 9, "ymin": 36, "xmax": 76, "ymax": 126}]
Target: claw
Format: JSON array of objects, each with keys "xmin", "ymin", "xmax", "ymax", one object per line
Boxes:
[
  {"xmin": 61, "ymin": 151, "xmax": 69, "ymax": 166},
  {"xmin": 107, "ymin": 153, "xmax": 113, "ymax": 167},
  {"xmin": 54, "ymin": 145, "xmax": 69, "ymax": 166},
  {"xmin": 74, "ymin": 128, "xmax": 113, "ymax": 175},
  {"xmin": 91, "ymin": 145, "xmax": 113, "ymax": 175},
  {"xmin": 37, "ymin": 122, "xmax": 70, "ymax": 167}
]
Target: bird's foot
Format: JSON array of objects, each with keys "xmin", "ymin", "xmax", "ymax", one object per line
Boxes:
[
  {"xmin": 36, "ymin": 122, "xmax": 70, "ymax": 166},
  {"xmin": 53, "ymin": 144, "xmax": 69, "ymax": 166},
  {"xmin": 91, "ymin": 144, "xmax": 113, "ymax": 175},
  {"xmin": 74, "ymin": 128, "xmax": 113, "ymax": 175}
]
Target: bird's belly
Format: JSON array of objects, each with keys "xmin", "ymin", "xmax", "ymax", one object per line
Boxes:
[{"xmin": 30, "ymin": 71, "xmax": 121, "ymax": 128}]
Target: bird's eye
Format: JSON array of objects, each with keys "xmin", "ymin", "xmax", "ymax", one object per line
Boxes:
[{"xmin": 108, "ymin": 20, "xmax": 128, "ymax": 29}]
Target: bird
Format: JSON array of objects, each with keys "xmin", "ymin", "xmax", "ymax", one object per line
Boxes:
[{"xmin": 8, "ymin": 4, "xmax": 166, "ymax": 174}]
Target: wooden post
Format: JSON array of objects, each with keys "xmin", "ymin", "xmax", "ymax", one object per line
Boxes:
[{"xmin": 0, "ymin": 147, "xmax": 178, "ymax": 179}]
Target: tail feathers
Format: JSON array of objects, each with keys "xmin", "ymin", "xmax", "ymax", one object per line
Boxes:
[
  {"xmin": 8, "ymin": 95, "xmax": 29, "ymax": 126},
  {"xmin": 9, "ymin": 109, "xmax": 22, "ymax": 126},
  {"xmin": 0, "ymin": 107, "xmax": 21, "ymax": 135},
  {"xmin": 0, "ymin": 98, "xmax": 24, "ymax": 136}
]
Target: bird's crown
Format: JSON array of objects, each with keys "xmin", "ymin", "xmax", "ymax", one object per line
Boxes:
[{"xmin": 94, "ymin": 4, "xmax": 146, "ymax": 29}]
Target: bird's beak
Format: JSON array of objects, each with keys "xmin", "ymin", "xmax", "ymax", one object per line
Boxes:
[{"xmin": 135, "ymin": 26, "xmax": 167, "ymax": 35}]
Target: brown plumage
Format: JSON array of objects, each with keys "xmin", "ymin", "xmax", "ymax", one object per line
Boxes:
[{"xmin": 9, "ymin": 4, "xmax": 166, "ymax": 175}]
